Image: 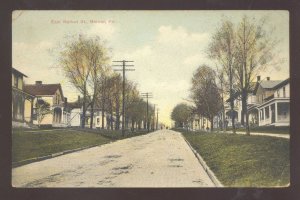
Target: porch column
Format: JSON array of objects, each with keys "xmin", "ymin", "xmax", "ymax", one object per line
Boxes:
[
  {"xmin": 30, "ymin": 98, "xmax": 33, "ymax": 123},
  {"xmin": 61, "ymin": 107, "xmax": 64, "ymax": 123},
  {"xmin": 258, "ymin": 109, "xmax": 261, "ymax": 126},
  {"xmin": 269, "ymin": 105, "xmax": 272, "ymax": 124},
  {"xmin": 275, "ymin": 102, "xmax": 278, "ymax": 122},
  {"xmin": 263, "ymin": 107, "xmax": 266, "ymax": 124}
]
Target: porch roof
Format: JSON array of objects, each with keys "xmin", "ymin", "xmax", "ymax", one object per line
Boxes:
[{"xmin": 257, "ymin": 97, "xmax": 290, "ymax": 109}]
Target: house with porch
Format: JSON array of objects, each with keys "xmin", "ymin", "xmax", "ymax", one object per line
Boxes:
[
  {"xmin": 214, "ymin": 76, "xmax": 290, "ymax": 128},
  {"xmin": 24, "ymin": 81, "xmax": 70, "ymax": 127},
  {"xmin": 12, "ymin": 68, "xmax": 35, "ymax": 128},
  {"xmin": 255, "ymin": 78, "xmax": 290, "ymax": 126}
]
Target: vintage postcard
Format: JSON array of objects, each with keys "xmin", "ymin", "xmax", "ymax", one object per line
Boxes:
[{"xmin": 12, "ymin": 10, "xmax": 289, "ymax": 188}]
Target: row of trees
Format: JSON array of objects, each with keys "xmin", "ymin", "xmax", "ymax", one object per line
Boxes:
[
  {"xmin": 57, "ymin": 34, "xmax": 155, "ymax": 130},
  {"xmin": 171, "ymin": 65, "xmax": 222, "ymax": 132},
  {"xmin": 172, "ymin": 16, "xmax": 278, "ymax": 135},
  {"xmin": 207, "ymin": 16, "xmax": 278, "ymax": 135}
]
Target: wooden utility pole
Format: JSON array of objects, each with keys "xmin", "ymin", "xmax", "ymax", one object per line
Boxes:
[
  {"xmin": 156, "ymin": 108, "xmax": 159, "ymax": 130},
  {"xmin": 113, "ymin": 60, "xmax": 135, "ymax": 136},
  {"xmin": 141, "ymin": 92, "xmax": 153, "ymax": 133},
  {"xmin": 152, "ymin": 104, "xmax": 156, "ymax": 131}
]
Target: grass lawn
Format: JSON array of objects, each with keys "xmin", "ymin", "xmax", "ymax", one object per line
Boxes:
[
  {"xmin": 12, "ymin": 128, "xmax": 152, "ymax": 164},
  {"xmin": 12, "ymin": 128, "xmax": 111, "ymax": 163},
  {"xmin": 179, "ymin": 129, "xmax": 290, "ymax": 187}
]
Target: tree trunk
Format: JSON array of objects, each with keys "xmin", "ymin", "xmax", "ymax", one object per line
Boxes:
[
  {"xmin": 241, "ymin": 106, "xmax": 245, "ymax": 126},
  {"xmin": 241, "ymin": 89, "xmax": 247, "ymax": 128},
  {"xmin": 81, "ymin": 84, "xmax": 87, "ymax": 129},
  {"xmin": 90, "ymin": 101, "xmax": 94, "ymax": 129},
  {"xmin": 230, "ymin": 99, "xmax": 236, "ymax": 134},
  {"xmin": 110, "ymin": 102, "xmax": 113, "ymax": 130},
  {"xmin": 131, "ymin": 120, "xmax": 135, "ymax": 131},
  {"xmin": 242, "ymin": 90, "xmax": 250, "ymax": 135},
  {"xmin": 116, "ymin": 115, "xmax": 120, "ymax": 130},
  {"xmin": 115, "ymin": 101, "xmax": 120, "ymax": 130},
  {"xmin": 210, "ymin": 117, "xmax": 214, "ymax": 132}
]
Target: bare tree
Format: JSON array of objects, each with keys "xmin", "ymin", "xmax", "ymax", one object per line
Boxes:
[
  {"xmin": 58, "ymin": 35, "xmax": 109, "ymax": 128},
  {"xmin": 86, "ymin": 37, "xmax": 110, "ymax": 129},
  {"xmin": 208, "ymin": 20, "xmax": 236, "ymax": 134},
  {"xmin": 234, "ymin": 16, "xmax": 278, "ymax": 135}
]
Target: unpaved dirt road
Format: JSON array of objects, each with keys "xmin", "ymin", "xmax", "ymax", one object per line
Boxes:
[{"xmin": 12, "ymin": 130, "xmax": 215, "ymax": 187}]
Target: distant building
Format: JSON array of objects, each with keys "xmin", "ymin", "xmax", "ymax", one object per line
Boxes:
[
  {"xmin": 12, "ymin": 68, "xmax": 35, "ymax": 128},
  {"xmin": 68, "ymin": 96, "xmax": 109, "ymax": 128},
  {"xmin": 24, "ymin": 81, "xmax": 70, "ymax": 127},
  {"xmin": 190, "ymin": 114, "xmax": 211, "ymax": 131}
]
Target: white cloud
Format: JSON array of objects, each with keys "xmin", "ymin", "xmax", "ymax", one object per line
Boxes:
[
  {"xmin": 183, "ymin": 54, "xmax": 208, "ymax": 66},
  {"xmin": 87, "ymin": 23, "xmax": 117, "ymax": 40},
  {"xmin": 157, "ymin": 25, "xmax": 210, "ymax": 47}
]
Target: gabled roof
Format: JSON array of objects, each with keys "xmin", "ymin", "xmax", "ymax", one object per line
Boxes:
[
  {"xmin": 24, "ymin": 83, "xmax": 64, "ymax": 98},
  {"xmin": 273, "ymin": 78, "xmax": 290, "ymax": 90},
  {"xmin": 12, "ymin": 67, "xmax": 28, "ymax": 77},
  {"xmin": 259, "ymin": 80, "xmax": 283, "ymax": 89},
  {"xmin": 253, "ymin": 80, "xmax": 283, "ymax": 94}
]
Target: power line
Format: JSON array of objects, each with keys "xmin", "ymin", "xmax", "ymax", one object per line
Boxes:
[{"xmin": 113, "ymin": 60, "xmax": 135, "ymax": 136}]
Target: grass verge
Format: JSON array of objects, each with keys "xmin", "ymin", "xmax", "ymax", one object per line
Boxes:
[
  {"xmin": 177, "ymin": 129, "xmax": 290, "ymax": 187},
  {"xmin": 74, "ymin": 128, "xmax": 151, "ymax": 140},
  {"xmin": 12, "ymin": 128, "xmax": 152, "ymax": 163},
  {"xmin": 222, "ymin": 126, "xmax": 289, "ymax": 134}
]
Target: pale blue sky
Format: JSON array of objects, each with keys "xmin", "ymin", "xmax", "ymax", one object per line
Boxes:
[{"xmin": 12, "ymin": 10, "xmax": 289, "ymax": 126}]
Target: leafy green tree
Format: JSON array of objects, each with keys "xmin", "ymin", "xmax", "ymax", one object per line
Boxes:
[
  {"xmin": 35, "ymin": 99, "xmax": 51, "ymax": 127},
  {"xmin": 171, "ymin": 103, "xmax": 192, "ymax": 128},
  {"xmin": 190, "ymin": 65, "xmax": 222, "ymax": 131}
]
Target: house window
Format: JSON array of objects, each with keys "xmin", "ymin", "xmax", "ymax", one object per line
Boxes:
[
  {"xmin": 56, "ymin": 94, "xmax": 60, "ymax": 104},
  {"xmin": 283, "ymin": 87, "xmax": 286, "ymax": 98},
  {"xmin": 97, "ymin": 118, "xmax": 100, "ymax": 125},
  {"xmin": 14, "ymin": 76, "xmax": 18, "ymax": 87},
  {"xmin": 277, "ymin": 90, "xmax": 280, "ymax": 97}
]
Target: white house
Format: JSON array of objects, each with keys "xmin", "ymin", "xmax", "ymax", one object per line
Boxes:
[
  {"xmin": 215, "ymin": 76, "xmax": 290, "ymax": 128},
  {"xmin": 68, "ymin": 99, "xmax": 109, "ymax": 129},
  {"xmin": 256, "ymin": 78, "xmax": 290, "ymax": 126}
]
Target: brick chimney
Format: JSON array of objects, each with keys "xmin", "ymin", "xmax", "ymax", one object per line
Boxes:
[
  {"xmin": 257, "ymin": 76, "xmax": 261, "ymax": 82},
  {"xmin": 267, "ymin": 77, "xmax": 270, "ymax": 81},
  {"xmin": 35, "ymin": 81, "xmax": 42, "ymax": 85}
]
